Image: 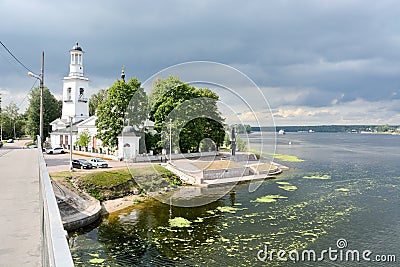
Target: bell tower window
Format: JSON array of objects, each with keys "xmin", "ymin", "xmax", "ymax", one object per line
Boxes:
[
  {"xmin": 78, "ymin": 87, "xmax": 88, "ymax": 103},
  {"xmin": 64, "ymin": 87, "xmax": 72, "ymax": 102}
]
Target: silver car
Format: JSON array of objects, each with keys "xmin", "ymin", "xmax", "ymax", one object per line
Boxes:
[
  {"xmin": 45, "ymin": 147, "xmax": 65, "ymax": 154},
  {"xmin": 89, "ymin": 158, "xmax": 109, "ymax": 168}
]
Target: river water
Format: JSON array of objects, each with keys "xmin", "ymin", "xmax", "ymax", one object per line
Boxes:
[{"xmin": 69, "ymin": 133, "xmax": 399, "ymax": 266}]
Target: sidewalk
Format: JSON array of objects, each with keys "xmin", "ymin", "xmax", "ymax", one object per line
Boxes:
[{"xmin": 0, "ymin": 146, "xmax": 41, "ymax": 266}]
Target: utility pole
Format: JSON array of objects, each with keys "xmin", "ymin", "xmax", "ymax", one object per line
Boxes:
[
  {"xmin": 40, "ymin": 51, "xmax": 44, "ymax": 148},
  {"xmin": 27, "ymin": 51, "xmax": 44, "ymax": 148}
]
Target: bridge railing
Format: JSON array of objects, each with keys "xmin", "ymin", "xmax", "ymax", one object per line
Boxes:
[{"xmin": 38, "ymin": 138, "xmax": 75, "ymax": 266}]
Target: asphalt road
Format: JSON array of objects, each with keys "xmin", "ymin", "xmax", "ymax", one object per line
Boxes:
[
  {"xmin": 43, "ymin": 151, "xmax": 130, "ymax": 173},
  {"xmin": 0, "ymin": 139, "xmax": 150, "ymax": 173}
]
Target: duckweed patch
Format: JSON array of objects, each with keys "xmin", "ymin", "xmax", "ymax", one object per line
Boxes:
[
  {"xmin": 272, "ymin": 153, "xmax": 305, "ymax": 162},
  {"xmin": 276, "ymin": 181, "xmax": 291, "ymax": 185},
  {"xmin": 169, "ymin": 217, "xmax": 192, "ymax": 228},
  {"xmin": 216, "ymin": 206, "xmax": 246, "ymax": 213},
  {"xmin": 278, "ymin": 185, "xmax": 298, "ymax": 191},
  {"xmin": 89, "ymin": 258, "xmax": 105, "ymax": 263},
  {"xmin": 252, "ymin": 194, "xmax": 288, "ymax": 203},
  {"xmin": 335, "ymin": 187, "xmax": 350, "ymax": 192},
  {"xmin": 303, "ymin": 174, "xmax": 331, "ymax": 180},
  {"xmin": 193, "ymin": 217, "xmax": 204, "ymax": 223}
]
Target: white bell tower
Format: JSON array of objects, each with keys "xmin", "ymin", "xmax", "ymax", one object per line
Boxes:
[{"xmin": 61, "ymin": 42, "xmax": 89, "ymax": 123}]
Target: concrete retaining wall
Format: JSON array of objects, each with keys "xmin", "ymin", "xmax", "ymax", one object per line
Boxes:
[
  {"xmin": 203, "ymin": 167, "xmax": 251, "ymax": 180},
  {"xmin": 62, "ymin": 201, "xmax": 102, "ymax": 231}
]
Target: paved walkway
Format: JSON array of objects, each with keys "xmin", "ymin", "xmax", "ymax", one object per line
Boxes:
[{"xmin": 0, "ymin": 142, "xmax": 41, "ymax": 267}]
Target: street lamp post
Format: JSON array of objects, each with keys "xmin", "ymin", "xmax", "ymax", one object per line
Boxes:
[{"xmin": 28, "ymin": 51, "xmax": 44, "ymax": 148}]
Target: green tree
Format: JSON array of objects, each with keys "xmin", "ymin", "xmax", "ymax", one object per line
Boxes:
[
  {"xmin": 236, "ymin": 135, "xmax": 247, "ymax": 151},
  {"xmin": 0, "ymin": 103, "xmax": 26, "ymax": 140},
  {"xmin": 25, "ymin": 86, "xmax": 62, "ymax": 140},
  {"xmin": 149, "ymin": 78, "xmax": 225, "ymax": 153},
  {"xmin": 149, "ymin": 76, "xmax": 183, "ymax": 107},
  {"xmin": 96, "ymin": 78, "xmax": 147, "ymax": 148},
  {"xmin": 3, "ymin": 102, "xmax": 18, "ymax": 139},
  {"xmin": 75, "ymin": 129, "xmax": 91, "ymax": 148},
  {"xmin": 89, "ymin": 88, "xmax": 108, "ymax": 116}
]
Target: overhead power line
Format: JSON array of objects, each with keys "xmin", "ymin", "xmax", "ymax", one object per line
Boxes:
[{"xmin": 0, "ymin": 40, "xmax": 34, "ymax": 73}]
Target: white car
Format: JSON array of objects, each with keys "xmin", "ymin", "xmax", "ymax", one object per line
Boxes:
[
  {"xmin": 89, "ymin": 158, "xmax": 109, "ymax": 168},
  {"xmin": 45, "ymin": 147, "xmax": 65, "ymax": 154}
]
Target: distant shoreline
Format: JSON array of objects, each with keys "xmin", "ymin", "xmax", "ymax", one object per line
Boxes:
[{"xmin": 252, "ymin": 124, "xmax": 400, "ymax": 134}]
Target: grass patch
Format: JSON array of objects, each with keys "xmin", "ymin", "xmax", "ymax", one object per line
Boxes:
[
  {"xmin": 80, "ymin": 168, "xmax": 133, "ymax": 189},
  {"xmin": 50, "ymin": 165, "xmax": 180, "ymax": 201}
]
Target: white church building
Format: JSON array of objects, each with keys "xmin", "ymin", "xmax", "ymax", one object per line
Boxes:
[{"xmin": 49, "ymin": 42, "xmax": 141, "ymax": 160}]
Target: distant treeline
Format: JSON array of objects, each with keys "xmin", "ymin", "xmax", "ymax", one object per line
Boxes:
[{"xmin": 252, "ymin": 125, "xmax": 400, "ymax": 133}]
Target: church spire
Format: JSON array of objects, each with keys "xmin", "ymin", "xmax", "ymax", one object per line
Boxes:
[{"xmin": 121, "ymin": 65, "xmax": 125, "ymax": 82}]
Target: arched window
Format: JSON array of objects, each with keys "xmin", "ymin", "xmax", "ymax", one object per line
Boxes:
[
  {"xmin": 67, "ymin": 87, "xmax": 71, "ymax": 101},
  {"xmin": 78, "ymin": 88, "xmax": 87, "ymax": 102}
]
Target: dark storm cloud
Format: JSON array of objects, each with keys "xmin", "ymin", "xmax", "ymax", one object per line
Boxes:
[{"xmin": 1, "ymin": 0, "xmax": 400, "ymax": 122}]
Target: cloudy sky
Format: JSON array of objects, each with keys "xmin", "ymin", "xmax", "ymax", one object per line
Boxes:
[{"xmin": 1, "ymin": 0, "xmax": 400, "ymax": 125}]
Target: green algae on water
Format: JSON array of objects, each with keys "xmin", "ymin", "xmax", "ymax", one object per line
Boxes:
[
  {"xmin": 278, "ymin": 185, "xmax": 298, "ymax": 191},
  {"xmin": 273, "ymin": 153, "xmax": 304, "ymax": 162},
  {"xmin": 169, "ymin": 217, "xmax": 192, "ymax": 228},
  {"xmin": 335, "ymin": 187, "xmax": 350, "ymax": 192},
  {"xmin": 216, "ymin": 206, "xmax": 240, "ymax": 213},
  {"xmin": 252, "ymin": 194, "xmax": 288, "ymax": 203},
  {"xmin": 303, "ymin": 174, "xmax": 331, "ymax": 180},
  {"xmin": 89, "ymin": 258, "xmax": 105, "ymax": 263},
  {"xmin": 193, "ymin": 217, "xmax": 204, "ymax": 223}
]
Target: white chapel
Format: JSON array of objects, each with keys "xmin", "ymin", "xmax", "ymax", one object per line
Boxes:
[{"xmin": 49, "ymin": 42, "xmax": 141, "ymax": 160}]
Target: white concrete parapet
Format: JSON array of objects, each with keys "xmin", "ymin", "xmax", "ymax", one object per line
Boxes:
[{"xmin": 38, "ymin": 138, "xmax": 75, "ymax": 266}]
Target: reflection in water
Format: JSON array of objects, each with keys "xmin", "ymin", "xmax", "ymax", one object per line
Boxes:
[{"xmin": 69, "ymin": 133, "xmax": 400, "ymax": 266}]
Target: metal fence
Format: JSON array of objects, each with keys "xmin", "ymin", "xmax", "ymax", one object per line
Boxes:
[{"xmin": 38, "ymin": 138, "xmax": 75, "ymax": 266}]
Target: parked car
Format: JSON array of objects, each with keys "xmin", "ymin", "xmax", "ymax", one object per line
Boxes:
[
  {"xmin": 89, "ymin": 158, "xmax": 109, "ymax": 168},
  {"xmin": 6, "ymin": 139, "xmax": 13, "ymax": 143},
  {"xmin": 72, "ymin": 159, "xmax": 93, "ymax": 169},
  {"xmin": 45, "ymin": 147, "xmax": 65, "ymax": 154}
]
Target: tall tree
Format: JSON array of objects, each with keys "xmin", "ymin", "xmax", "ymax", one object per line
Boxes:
[
  {"xmin": 89, "ymin": 88, "xmax": 108, "ymax": 116},
  {"xmin": 149, "ymin": 76, "xmax": 183, "ymax": 108},
  {"xmin": 0, "ymin": 102, "xmax": 26, "ymax": 139},
  {"xmin": 149, "ymin": 78, "xmax": 225, "ymax": 153},
  {"xmin": 4, "ymin": 102, "xmax": 18, "ymax": 139},
  {"xmin": 25, "ymin": 86, "xmax": 62, "ymax": 140},
  {"xmin": 96, "ymin": 78, "xmax": 147, "ymax": 148}
]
